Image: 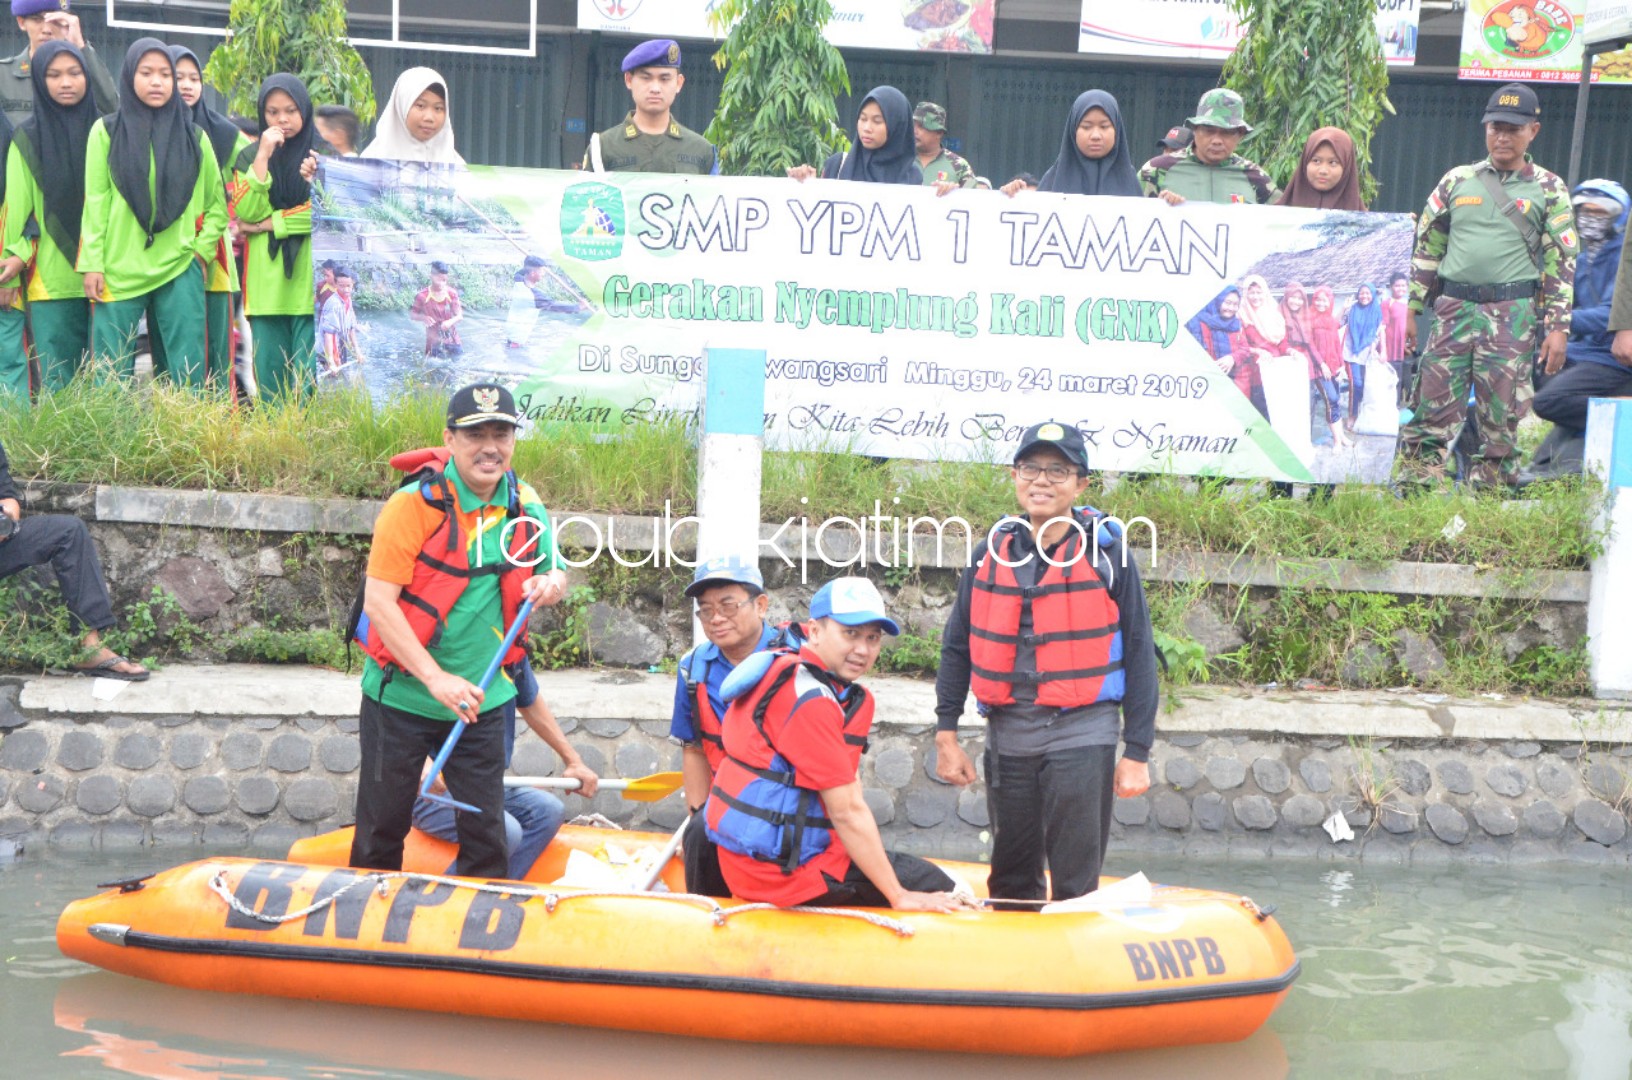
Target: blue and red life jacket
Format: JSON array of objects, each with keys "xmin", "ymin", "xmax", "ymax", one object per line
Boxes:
[
  {"xmin": 350, "ymin": 446, "xmax": 539, "ymax": 672},
  {"xmin": 969, "ymin": 509, "xmax": 1125, "ymax": 709},
  {"xmin": 704, "ymin": 650, "xmax": 872, "ymax": 875}
]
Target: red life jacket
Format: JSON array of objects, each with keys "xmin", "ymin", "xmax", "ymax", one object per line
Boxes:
[
  {"xmin": 968, "ymin": 515, "xmax": 1125, "ymax": 709},
  {"xmin": 705, "ymin": 651, "xmax": 872, "ymax": 875},
  {"xmin": 353, "ymin": 446, "xmax": 540, "ymax": 672}
]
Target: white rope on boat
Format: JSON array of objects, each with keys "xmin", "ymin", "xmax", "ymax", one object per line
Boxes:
[
  {"xmin": 568, "ymin": 813, "xmax": 623, "ymax": 829},
  {"xmin": 205, "ymin": 870, "xmax": 914, "ymax": 937}
]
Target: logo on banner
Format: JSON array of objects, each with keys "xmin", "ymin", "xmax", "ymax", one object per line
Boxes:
[
  {"xmin": 560, "ymin": 182, "xmax": 626, "ymax": 262},
  {"xmin": 1481, "ymin": 0, "xmax": 1574, "ymax": 60},
  {"xmin": 590, "ymin": 0, "xmax": 644, "ymax": 21}
]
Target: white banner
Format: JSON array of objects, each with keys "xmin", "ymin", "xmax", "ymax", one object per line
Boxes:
[
  {"xmin": 314, "ymin": 162, "xmax": 1412, "ymax": 484},
  {"xmin": 1079, "ymin": 0, "xmax": 1419, "ymax": 66},
  {"xmin": 578, "ymin": 0, "xmax": 997, "ymax": 54}
]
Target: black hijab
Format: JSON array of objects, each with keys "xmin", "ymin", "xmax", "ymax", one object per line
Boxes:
[
  {"xmin": 836, "ymin": 86, "xmax": 920, "ymax": 185},
  {"xmin": 1038, "ymin": 90, "xmax": 1141, "ymax": 198},
  {"xmin": 15, "ymin": 41, "xmax": 100, "ymax": 261},
  {"xmin": 105, "ymin": 39, "xmax": 202, "ymax": 247},
  {"xmin": 167, "ymin": 45, "xmax": 240, "ymax": 173},
  {"xmin": 238, "ymin": 74, "xmax": 315, "ymax": 278}
]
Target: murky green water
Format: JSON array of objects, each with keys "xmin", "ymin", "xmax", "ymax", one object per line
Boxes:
[{"xmin": 5, "ymin": 847, "xmax": 1630, "ymax": 1078}]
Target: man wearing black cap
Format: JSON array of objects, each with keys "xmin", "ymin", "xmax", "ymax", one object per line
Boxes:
[
  {"xmin": 932, "ymin": 421, "xmax": 1157, "ymax": 904},
  {"xmin": 583, "ymin": 38, "xmax": 717, "ymax": 175},
  {"xmin": 3, "ymin": 0, "xmax": 118, "ymax": 127},
  {"xmin": 348, "ymin": 383, "xmax": 568, "ymax": 878},
  {"xmin": 1156, "ymin": 125, "xmax": 1193, "ymax": 154},
  {"xmin": 1398, "ymin": 82, "xmax": 1578, "ymax": 489}
]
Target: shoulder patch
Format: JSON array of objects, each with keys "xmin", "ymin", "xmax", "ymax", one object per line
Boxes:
[
  {"xmin": 1560, "ymin": 228, "xmax": 1578, "ymax": 250},
  {"xmin": 1454, "ymin": 195, "xmax": 1483, "ymax": 207}
]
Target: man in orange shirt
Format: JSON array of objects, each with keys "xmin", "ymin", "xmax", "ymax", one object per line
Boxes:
[{"xmin": 349, "ymin": 383, "xmax": 567, "ymax": 877}]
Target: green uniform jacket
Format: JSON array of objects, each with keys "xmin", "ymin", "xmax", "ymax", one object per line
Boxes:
[
  {"xmin": 1409, "ymin": 156, "xmax": 1578, "ymax": 337},
  {"xmin": 77, "ymin": 121, "xmax": 227, "ymax": 302},
  {"xmin": 3, "ymin": 140, "xmax": 81, "ymax": 301},
  {"xmin": 0, "ymin": 44, "xmax": 119, "ymax": 130},
  {"xmin": 0, "ymin": 200, "xmax": 21, "ymax": 310},
  {"xmin": 231, "ymin": 156, "xmax": 314, "ymax": 317},
  {"xmin": 918, "ymin": 148, "xmax": 977, "ymax": 189},
  {"xmin": 204, "ymin": 131, "xmax": 253, "ymax": 296},
  {"xmin": 1138, "ymin": 147, "xmax": 1278, "ymax": 205},
  {"xmin": 1611, "ymin": 233, "xmax": 1632, "ymax": 332},
  {"xmin": 584, "ymin": 112, "xmax": 717, "ymax": 175}
]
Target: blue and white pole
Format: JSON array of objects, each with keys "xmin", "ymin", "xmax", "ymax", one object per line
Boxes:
[
  {"xmin": 1585, "ymin": 396, "xmax": 1632, "ymax": 697},
  {"xmin": 694, "ymin": 348, "xmax": 768, "ymax": 645}
]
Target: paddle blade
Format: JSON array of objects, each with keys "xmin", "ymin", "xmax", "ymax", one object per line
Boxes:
[{"xmin": 618, "ymin": 771, "xmax": 684, "ymax": 802}]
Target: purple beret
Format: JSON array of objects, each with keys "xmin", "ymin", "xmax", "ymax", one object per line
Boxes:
[
  {"xmin": 12, "ymin": 0, "xmax": 69, "ymax": 17},
  {"xmin": 622, "ymin": 39, "xmax": 681, "ymax": 73}
]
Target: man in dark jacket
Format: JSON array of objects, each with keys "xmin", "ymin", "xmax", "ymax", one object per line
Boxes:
[
  {"xmin": 932, "ymin": 421, "xmax": 1156, "ymax": 903},
  {"xmin": 0, "ymin": 439, "xmax": 147, "ymax": 679},
  {"xmin": 1522, "ymin": 179, "xmax": 1631, "ymax": 483}
]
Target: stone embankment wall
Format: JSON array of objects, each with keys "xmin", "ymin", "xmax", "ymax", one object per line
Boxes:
[{"xmin": 3, "ymin": 672, "xmax": 1628, "ymax": 865}]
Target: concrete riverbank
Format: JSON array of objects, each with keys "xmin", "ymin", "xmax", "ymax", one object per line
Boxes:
[{"xmin": 2, "ymin": 664, "xmax": 1629, "ymax": 865}]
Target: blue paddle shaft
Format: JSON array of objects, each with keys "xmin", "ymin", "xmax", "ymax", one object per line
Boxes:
[{"xmin": 417, "ymin": 597, "xmax": 538, "ymax": 813}]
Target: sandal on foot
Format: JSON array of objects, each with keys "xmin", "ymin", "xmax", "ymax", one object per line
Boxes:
[{"xmin": 74, "ymin": 655, "xmax": 150, "ymax": 682}]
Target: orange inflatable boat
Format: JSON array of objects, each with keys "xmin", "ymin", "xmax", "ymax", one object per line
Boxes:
[{"xmin": 57, "ymin": 825, "xmax": 1299, "ymax": 1058}]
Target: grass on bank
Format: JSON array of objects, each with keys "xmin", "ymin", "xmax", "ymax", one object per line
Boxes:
[{"xmin": 0, "ymin": 380, "xmax": 1604, "ymax": 572}]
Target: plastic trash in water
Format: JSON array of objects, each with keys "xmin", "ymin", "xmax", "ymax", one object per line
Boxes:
[{"xmin": 1323, "ymin": 811, "xmax": 1355, "ymax": 843}]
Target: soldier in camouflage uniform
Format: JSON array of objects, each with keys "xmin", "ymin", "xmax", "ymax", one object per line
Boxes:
[
  {"xmin": 1397, "ymin": 83, "xmax": 1578, "ymax": 489},
  {"xmin": 582, "ymin": 39, "xmax": 717, "ymax": 176},
  {"xmin": 1137, "ymin": 89, "xmax": 1277, "ymax": 206},
  {"xmin": 2, "ymin": 0, "xmax": 118, "ymax": 129},
  {"xmin": 913, "ymin": 101, "xmax": 977, "ymax": 190}
]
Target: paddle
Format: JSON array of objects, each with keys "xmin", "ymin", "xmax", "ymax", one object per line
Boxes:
[
  {"xmin": 636, "ymin": 814, "xmax": 690, "ymax": 892},
  {"xmin": 502, "ymin": 771, "xmax": 682, "ymax": 803},
  {"xmin": 418, "ymin": 598, "xmax": 536, "ymax": 813}
]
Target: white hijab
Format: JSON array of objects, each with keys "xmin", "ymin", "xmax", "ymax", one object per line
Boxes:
[{"xmin": 361, "ymin": 67, "xmax": 464, "ymax": 164}]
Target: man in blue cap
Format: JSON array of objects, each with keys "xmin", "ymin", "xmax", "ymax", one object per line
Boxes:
[
  {"xmin": 582, "ymin": 38, "xmax": 717, "ymax": 175},
  {"xmin": 3, "ymin": 0, "xmax": 118, "ymax": 128},
  {"xmin": 669, "ymin": 554, "xmax": 792, "ymax": 895},
  {"xmin": 704, "ymin": 577, "xmax": 973, "ymax": 911}
]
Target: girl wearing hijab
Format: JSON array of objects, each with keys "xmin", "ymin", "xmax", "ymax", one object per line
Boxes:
[
  {"xmin": 1186, "ymin": 286, "xmax": 1251, "ymax": 380},
  {"xmin": 1280, "ymin": 282, "xmax": 1342, "ymax": 449},
  {"xmin": 169, "ymin": 45, "xmax": 250, "ymax": 388},
  {"xmin": 233, "ymin": 74, "xmax": 319, "ymax": 402},
  {"xmin": 3, "ymin": 41, "xmax": 101, "ymax": 393},
  {"xmin": 1307, "ymin": 286, "xmax": 1350, "ymax": 448},
  {"xmin": 1341, "ymin": 283, "xmax": 1385, "ymax": 430},
  {"xmin": 0, "ymin": 107, "xmax": 22, "ymax": 398},
  {"xmin": 1277, "ymin": 128, "xmax": 1366, "ymax": 211},
  {"xmin": 1233, "ymin": 275, "xmax": 1284, "ymax": 420},
  {"xmin": 788, "ymin": 87, "xmax": 920, "ymax": 185},
  {"xmin": 78, "ymin": 39, "xmax": 226, "ymax": 384},
  {"xmin": 361, "ymin": 68, "xmax": 462, "ymax": 164},
  {"xmin": 1033, "ymin": 90, "xmax": 1142, "ymax": 198}
]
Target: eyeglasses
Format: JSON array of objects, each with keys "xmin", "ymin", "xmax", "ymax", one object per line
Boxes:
[
  {"xmin": 1015, "ymin": 462, "xmax": 1079, "ymax": 483},
  {"xmin": 696, "ymin": 598, "xmax": 749, "ymax": 621}
]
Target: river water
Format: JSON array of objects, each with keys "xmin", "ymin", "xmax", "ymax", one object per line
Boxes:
[{"xmin": 5, "ymin": 847, "xmax": 1631, "ymax": 1079}]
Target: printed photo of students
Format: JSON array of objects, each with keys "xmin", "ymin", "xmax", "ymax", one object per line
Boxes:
[
  {"xmin": 1279, "ymin": 282, "xmax": 1336, "ymax": 449},
  {"xmin": 232, "ymin": 74, "xmax": 318, "ymax": 402},
  {"xmin": 77, "ymin": 39, "xmax": 225, "ymax": 385},
  {"xmin": 167, "ymin": 45, "xmax": 249, "ymax": 390},
  {"xmin": 0, "ymin": 106, "xmax": 23, "ymax": 398},
  {"xmin": 318, "ymin": 266, "xmax": 360, "ymax": 372},
  {"xmin": 410, "ymin": 260, "xmax": 462, "ymax": 359},
  {"xmin": 1381, "ymin": 270, "xmax": 1412, "ymax": 399},
  {"xmin": 504, "ymin": 255, "xmax": 585, "ymax": 349},
  {"xmin": 1186, "ymin": 286, "xmax": 1251, "ymax": 385},
  {"xmin": 1234, "ymin": 274, "xmax": 1284, "ymax": 421},
  {"xmin": 1341, "ymin": 283, "xmax": 1387, "ymax": 433}
]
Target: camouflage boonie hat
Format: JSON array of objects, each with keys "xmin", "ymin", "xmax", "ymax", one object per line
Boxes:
[
  {"xmin": 913, "ymin": 101, "xmax": 948, "ymax": 133},
  {"xmin": 1187, "ymin": 88, "xmax": 1252, "ymax": 133}
]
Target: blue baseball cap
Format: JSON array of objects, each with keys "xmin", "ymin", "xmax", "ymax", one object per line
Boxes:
[
  {"xmin": 686, "ymin": 556, "xmax": 764, "ymax": 599},
  {"xmin": 623, "ymin": 39, "xmax": 682, "ymax": 73},
  {"xmin": 810, "ymin": 578, "xmax": 900, "ymax": 636},
  {"xmin": 13, "ymin": 0, "xmax": 69, "ymax": 16}
]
